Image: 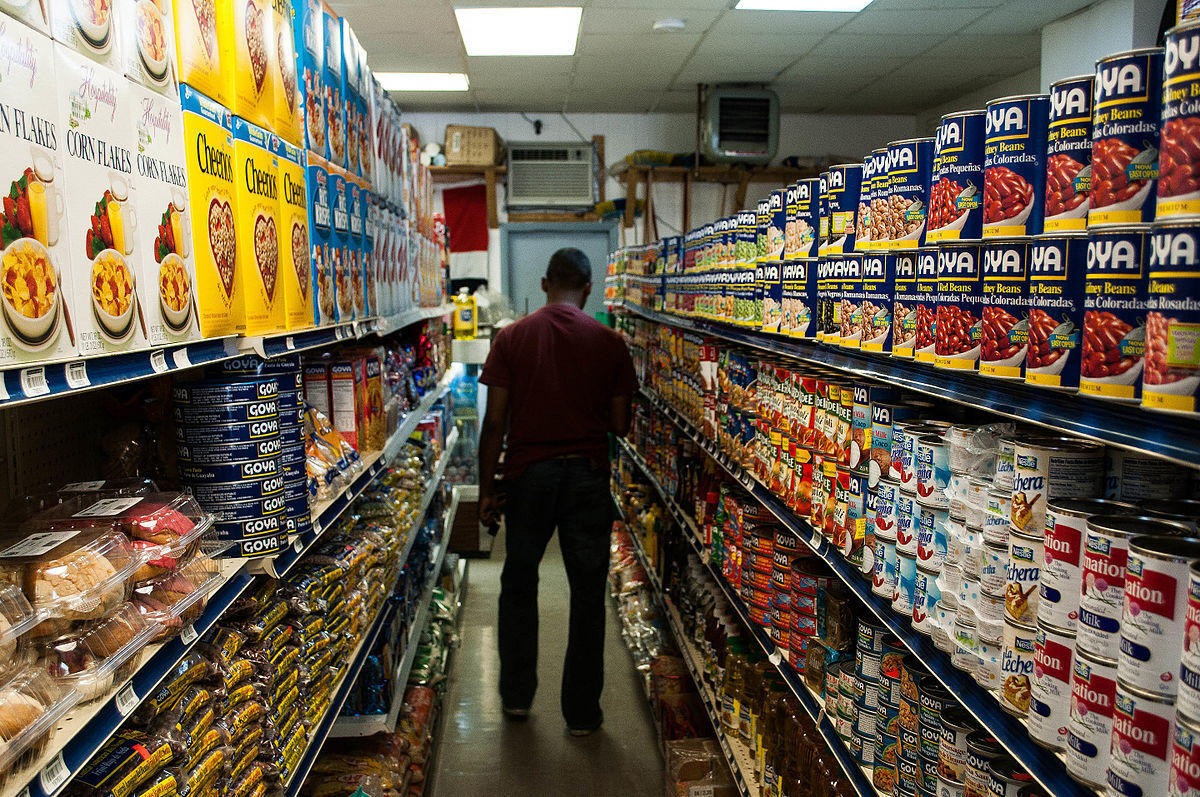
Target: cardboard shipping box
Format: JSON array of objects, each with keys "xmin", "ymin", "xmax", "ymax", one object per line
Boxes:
[{"xmin": 443, "ymin": 125, "xmax": 503, "ymax": 166}]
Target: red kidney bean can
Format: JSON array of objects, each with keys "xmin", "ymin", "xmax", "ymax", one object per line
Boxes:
[
  {"xmin": 935, "ymin": 239, "xmax": 984, "ymax": 370},
  {"xmin": 1028, "ymin": 621, "xmax": 1075, "ymax": 751},
  {"xmin": 915, "ymin": 246, "xmax": 940, "ymax": 363},
  {"xmin": 1143, "ymin": 222, "xmax": 1200, "ymax": 413},
  {"xmin": 1108, "ymin": 681, "xmax": 1177, "ymax": 797},
  {"xmin": 979, "ymin": 237, "xmax": 1030, "ymax": 379},
  {"xmin": 1067, "ymin": 649, "xmax": 1120, "ymax": 789},
  {"xmin": 827, "ymin": 163, "xmax": 862, "ymax": 254},
  {"xmin": 983, "ymin": 94, "xmax": 1050, "ymax": 237},
  {"xmin": 889, "ymin": 137, "xmax": 936, "ymax": 249},
  {"xmin": 1045, "ymin": 75, "xmax": 1096, "ymax": 232},
  {"xmin": 1119, "ymin": 535, "xmax": 1200, "ymax": 697},
  {"xmin": 929, "ymin": 110, "xmax": 986, "ymax": 242},
  {"xmin": 892, "ymin": 249, "xmax": 920, "ymax": 356},
  {"xmin": 1041, "ymin": 498, "xmax": 1137, "ymax": 632},
  {"xmin": 1159, "ymin": 23, "xmax": 1200, "ymax": 219},
  {"xmin": 1089, "ymin": 48, "xmax": 1165, "ymax": 226},
  {"xmin": 785, "ymin": 178, "xmax": 820, "ymax": 259},
  {"xmin": 1169, "ymin": 713, "xmax": 1200, "ymax": 797},
  {"xmin": 1026, "ymin": 233, "xmax": 1088, "ymax": 389},
  {"xmin": 1081, "ymin": 224, "xmax": 1151, "ymax": 399}
]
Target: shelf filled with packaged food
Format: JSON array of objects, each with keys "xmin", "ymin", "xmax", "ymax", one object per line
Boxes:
[
  {"xmin": 610, "ymin": 299, "xmax": 1200, "ymax": 469},
  {"xmin": 634, "ymin": 388, "xmax": 1079, "ymax": 797}
]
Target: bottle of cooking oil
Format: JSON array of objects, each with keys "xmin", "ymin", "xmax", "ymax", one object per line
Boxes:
[{"xmin": 453, "ymin": 287, "xmax": 477, "ymax": 340}]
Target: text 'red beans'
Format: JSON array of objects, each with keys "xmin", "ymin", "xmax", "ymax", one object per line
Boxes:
[
  {"xmin": 1081, "ymin": 226, "xmax": 1150, "ymax": 401},
  {"xmin": 935, "ymin": 240, "xmax": 984, "ymax": 370}
]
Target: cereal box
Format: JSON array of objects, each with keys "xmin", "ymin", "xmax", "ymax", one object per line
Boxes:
[
  {"xmin": 328, "ymin": 165, "xmax": 351, "ymax": 320},
  {"xmin": 305, "ymin": 153, "xmax": 333, "ymax": 324},
  {"xmin": 55, "ymin": 45, "xmax": 147, "ymax": 355},
  {"xmin": 345, "ymin": 174, "xmax": 363, "ymax": 318},
  {"xmin": 320, "ymin": 5, "xmax": 343, "ymax": 169},
  {"xmin": 272, "ymin": 0, "xmax": 301, "ymax": 146},
  {"xmin": 118, "ymin": 0, "xmax": 177, "ymax": 93},
  {"xmin": 327, "ymin": 357, "xmax": 360, "ymax": 446},
  {"xmin": 130, "ymin": 81, "xmax": 201, "ymax": 344},
  {"xmin": 48, "ymin": 0, "xmax": 123, "ymax": 69},
  {"xmin": 362, "ymin": 189, "xmax": 374, "ymax": 317},
  {"xmin": 173, "ymin": 0, "xmax": 225, "ymax": 103},
  {"xmin": 218, "ymin": 0, "xmax": 272, "ymax": 131},
  {"xmin": 358, "ymin": 83, "xmax": 372, "ymax": 185},
  {"xmin": 2, "ymin": 0, "xmax": 49, "ymax": 33},
  {"xmin": 293, "ymin": 0, "xmax": 321, "ymax": 155},
  {"xmin": 231, "ymin": 116, "xmax": 282, "ymax": 334},
  {"xmin": 274, "ymin": 134, "xmax": 311, "ymax": 329},
  {"xmin": 179, "ymin": 83, "xmax": 239, "ymax": 336},
  {"xmin": 0, "ymin": 24, "xmax": 76, "ymax": 366}
]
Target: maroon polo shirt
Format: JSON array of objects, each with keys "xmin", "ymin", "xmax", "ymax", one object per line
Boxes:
[{"xmin": 479, "ymin": 303, "xmax": 638, "ymax": 479}]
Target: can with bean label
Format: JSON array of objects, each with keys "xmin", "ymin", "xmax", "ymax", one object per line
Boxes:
[
  {"xmin": 786, "ymin": 179, "xmax": 820, "ymax": 260},
  {"xmin": 838, "ymin": 253, "xmax": 864, "ymax": 350},
  {"xmin": 1010, "ymin": 436, "xmax": 1105, "ymax": 537},
  {"xmin": 1089, "ymin": 48, "xmax": 1164, "ymax": 226},
  {"xmin": 999, "ymin": 618, "xmax": 1037, "ymax": 716},
  {"xmin": 935, "ymin": 239, "xmax": 984, "ymax": 370},
  {"xmin": 940, "ymin": 707, "xmax": 979, "ymax": 782},
  {"xmin": 859, "ymin": 250, "xmax": 894, "ymax": 351},
  {"xmin": 1041, "ymin": 498, "xmax": 1137, "ymax": 631},
  {"xmin": 987, "ymin": 756, "xmax": 1033, "ymax": 797},
  {"xmin": 1067, "ymin": 649, "xmax": 1120, "ymax": 789},
  {"xmin": 1028, "ymin": 621, "xmax": 1075, "ymax": 751},
  {"xmin": 915, "ymin": 246, "xmax": 940, "ymax": 363},
  {"xmin": 782, "ymin": 258, "xmax": 816, "ymax": 339},
  {"xmin": 1108, "ymin": 681, "xmax": 1177, "ymax": 797},
  {"xmin": 916, "ymin": 434, "xmax": 950, "ymax": 508},
  {"xmin": 1082, "ymin": 230, "xmax": 1152, "ymax": 397},
  {"xmin": 964, "ymin": 732, "xmax": 1003, "ymax": 797},
  {"xmin": 1143, "ymin": 221, "xmax": 1200, "ymax": 413},
  {"xmin": 1026, "ymin": 233, "xmax": 1088, "ymax": 389},
  {"xmin": 1119, "ymin": 535, "xmax": 1200, "ymax": 697},
  {"xmin": 893, "ymin": 249, "xmax": 921, "ymax": 357},
  {"xmin": 915, "ymin": 566, "xmax": 942, "ymax": 634},
  {"xmin": 1044, "ymin": 75, "xmax": 1095, "ymax": 231},
  {"xmin": 818, "ymin": 173, "xmax": 831, "ymax": 257},
  {"xmin": 979, "ymin": 238, "xmax": 1029, "ymax": 379},
  {"xmin": 888, "ymin": 137, "xmax": 935, "ymax": 249},
  {"xmin": 858, "ymin": 147, "xmax": 885, "ymax": 250},
  {"xmin": 826, "ymin": 163, "xmax": 862, "ymax": 254},
  {"xmin": 983, "ymin": 94, "xmax": 1049, "ymax": 237},
  {"xmin": 1159, "ymin": 23, "xmax": 1200, "ymax": 218},
  {"xmin": 929, "ymin": 110, "xmax": 986, "ymax": 243}
]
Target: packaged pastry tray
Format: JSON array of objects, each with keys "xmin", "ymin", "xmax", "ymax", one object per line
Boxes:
[
  {"xmin": 133, "ymin": 555, "xmax": 224, "ymax": 640},
  {"xmin": 42, "ymin": 602, "xmax": 158, "ymax": 703},
  {"xmin": 0, "ymin": 668, "xmax": 82, "ymax": 788},
  {"xmin": 0, "ymin": 583, "xmax": 38, "ymax": 681}
]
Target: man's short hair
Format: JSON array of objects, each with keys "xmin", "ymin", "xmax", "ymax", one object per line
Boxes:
[{"xmin": 545, "ymin": 248, "xmax": 592, "ymax": 290}]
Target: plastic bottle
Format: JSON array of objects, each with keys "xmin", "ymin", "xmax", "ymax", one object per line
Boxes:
[{"xmin": 453, "ymin": 287, "xmax": 477, "ymax": 340}]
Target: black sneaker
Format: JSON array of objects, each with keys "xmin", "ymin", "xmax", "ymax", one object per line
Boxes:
[{"xmin": 503, "ymin": 705, "xmax": 530, "ymax": 719}]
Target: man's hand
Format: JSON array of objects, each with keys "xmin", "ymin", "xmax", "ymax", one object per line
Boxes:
[{"xmin": 479, "ymin": 488, "xmax": 505, "ymax": 526}]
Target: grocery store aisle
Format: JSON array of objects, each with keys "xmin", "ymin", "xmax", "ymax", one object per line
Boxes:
[{"xmin": 429, "ymin": 526, "xmax": 663, "ymax": 796}]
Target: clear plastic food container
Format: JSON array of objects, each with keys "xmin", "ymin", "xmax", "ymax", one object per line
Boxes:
[
  {"xmin": 132, "ymin": 555, "xmax": 223, "ymax": 640},
  {"xmin": 0, "ymin": 584, "xmax": 38, "ymax": 680},
  {"xmin": 0, "ymin": 667, "xmax": 82, "ymax": 788},
  {"xmin": 41, "ymin": 602, "xmax": 157, "ymax": 703},
  {"xmin": 57, "ymin": 478, "xmax": 161, "ymax": 500}
]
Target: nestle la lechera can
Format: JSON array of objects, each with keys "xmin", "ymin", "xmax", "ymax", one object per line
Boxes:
[
  {"xmin": 1026, "ymin": 233, "xmax": 1088, "ymax": 390},
  {"xmin": 1159, "ymin": 22, "xmax": 1200, "ymax": 218},
  {"xmin": 934, "ymin": 239, "xmax": 984, "ymax": 371},
  {"xmin": 1089, "ymin": 47, "xmax": 1164, "ymax": 226},
  {"xmin": 1044, "ymin": 75, "xmax": 1095, "ymax": 232},
  {"xmin": 1119, "ymin": 535, "xmax": 1200, "ymax": 698},
  {"xmin": 826, "ymin": 163, "xmax": 862, "ymax": 254},
  {"xmin": 978, "ymin": 237, "xmax": 1029, "ymax": 380},
  {"xmin": 983, "ymin": 94, "xmax": 1049, "ymax": 237},
  {"xmin": 928, "ymin": 110, "xmax": 985, "ymax": 242},
  {"xmin": 1143, "ymin": 222, "xmax": 1200, "ymax": 414},
  {"xmin": 1081, "ymin": 225, "xmax": 1151, "ymax": 400}
]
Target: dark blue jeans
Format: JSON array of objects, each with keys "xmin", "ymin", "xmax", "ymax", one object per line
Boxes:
[{"xmin": 498, "ymin": 456, "xmax": 612, "ymax": 728}]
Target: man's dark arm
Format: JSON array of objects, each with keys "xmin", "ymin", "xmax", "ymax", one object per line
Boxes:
[
  {"xmin": 478, "ymin": 385, "xmax": 509, "ymax": 524},
  {"xmin": 609, "ymin": 393, "xmax": 632, "ymax": 438}
]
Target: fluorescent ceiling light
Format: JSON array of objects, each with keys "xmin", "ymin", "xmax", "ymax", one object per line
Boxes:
[
  {"xmin": 377, "ymin": 72, "xmax": 470, "ymax": 91},
  {"xmin": 454, "ymin": 6, "xmax": 582, "ymax": 56},
  {"xmin": 735, "ymin": 0, "xmax": 875, "ymax": 10}
]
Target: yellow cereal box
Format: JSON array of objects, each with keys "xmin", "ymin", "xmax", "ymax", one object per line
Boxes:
[
  {"xmin": 232, "ymin": 116, "xmax": 283, "ymax": 334},
  {"xmin": 118, "ymin": 0, "xmax": 178, "ymax": 93},
  {"xmin": 180, "ymin": 84, "xmax": 239, "ymax": 336},
  {"xmin": 219, "ymin": 0, "xmax": 273, "ymax": 131},
  {"xmin": 273, "ymin": 0, "xmax": 302, "ymax": 146},
  {"xmin": 274, "ymin": 135, "xmax": 311, "ymax": 329},
  {"xmin": 174, "ymin": 0, "xmax": 227, "ymax": 104}
]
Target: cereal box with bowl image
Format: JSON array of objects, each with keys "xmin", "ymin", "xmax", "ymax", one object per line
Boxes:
[
  {"xmin": 48, "ymin": 0, "xmax": 123, "ymax": 69},
  {"xmin": 217, "ymin": 0, "xmax": 272, "ymax": 131},
  {"xmin": 231, "ymin": 116, "xmax": 283, "ymax": 334},
  {"xmin": 180, "ymin": 84, "xmax": 239, "ymax": 336},
  {"xmin": 362, "ymin": 188, "xmax": 375, "ymax": 317},
  {"xmin": 327, "ymin": 164, "xmax": 351, "ymax": 321},
  {"xmin": 320, "ymin": 4, "xmax": 343, "ymax": 169},
  {"xmin": 272, "ymin": 0, "xmax": 302, "ymax": 147},
  {"xmin": 339, "ymin": 17, "xmax": 359, "ymax": 177},
  {"xmin": 130, "ymin": 81, "xmax": 201, "ymax": 345},
  {"xmin": 357, "ymin": 78, "xmax": 372, "ymax": 186},
  {"xmin": 172, "ymin": 0, "xmax": 225, "ymax": 103},
  {"xmin": 305, "ymin": 151, "xmax": 334, "ymax": 325},
  {"xmin": 345, "ymin": 173, "xmax": 364, "ymax": 318},
  {"xmin": 118, "ymin": 0, "xmax": 177, "ymax": 93},
  {"xmin": 293, "ymin": 0, "xmax": 322, "ymax": 156},
  {"xmin": 2, "ymin": 0, "xmax": 49, "ymax": 33},
  {"xmin": 274, "ymin": 133, "xmax": 312, "ymax": 329},
  {"xmin": 55, "ymin": 45, "xmax": 148, "ymax": 355},
  {"xmin": 0, "ymin": 24, "xmax": 75, "ymax": 366}
]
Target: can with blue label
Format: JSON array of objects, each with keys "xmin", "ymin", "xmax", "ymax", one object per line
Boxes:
[
  {"xmin": 179, "ymin": 456, "xmax": 282, "ymax": 484},
  {"xmin": 928, "ymin": 110, "xmax": 985, "ymax": 242},
  {"xmin": 786, "ymin": 178, "xmax": 820, "ymax": 259},
  {"xmin": 888, "ymin": 137, "xmax": 935, "ymax": 249},
  {"xmin": 855, "ymin": 152, "xmax": 877, "ymax": 251},
  {"xmin": 817, "ymin": 255, "xmax": 837, "ymax": 343},
  {"xmin": 208, "ymin": 492, "xmax": 289, "ymax": 522},
  {"xmin": 1159, "ymin": 22, "xmax": 1200, "ymax": 217},
  {"xmin": 839, "ymin": 253, "xmax": 864, "ymax": 349},
  {"xmin": 1089, "ymin": 48, "xmax": 1164, "ymax": 226},
  {"xmin": 1026, "ymin": 233, "xmax": 1088, "ymax": 390},
  {"xmin": 819, "ymin": 172, "xmax": 831, "ymax": 257},
  {"xmin": 173, "ymin": 378, "xmax": 279, "ymax": 406},
  {"xmin": 826, "ymin": 163, "xmax": 862, "ymax": 254},
  {"xmin": 173, "ymin": 416, "xmax": 282, "ymax": 445},
  {"xmin": 983, "ymin": 94, "xmax": 1049, "ymax": 237},
  {"xmin": 177, "ymin": 436, "xmax": 283, "ymax": 466},
  {"xmin": 891, "ymin": 250, "xmax": 919, "ymax": 357},
  {"xmin": 979, "ymin": 237, "xmax": 1030, "ymax": 379},
  {"xmin": 859, "ymin": 251, "xmax": 894, "ymax": 352},
  {"xmin": 914, "ymin": 247, "xmax": 940, "ymax": 363},
  {"xmin": 782, "ymin": 259, "xmax": 815, "ymax": 338},
  {"xmin": 173, "ymin": 398, "xmax": 280, "ymax": 426},
  {"xmin": 935, "ymin": 239, "xmax": 984, "ymax": 370},
  {"xmin": 187, "ymin": 473, "xmax": 286, "ymax": 504},
  {"xmin": 1045, "ymin": 75, "xmax": 1095, "ymax": 231},
  {"xmin": 1081, "ymin": 225, "xmax": 1150, "ymax": 400},
  {"xmin": 234, "ymin": 534, "xmax": 286, "ymax": 558},
  {"xmin": 1143, "ymin": 221, "xmax": 1200, "ymax": 414},
  {"xmin": 760, "ymin": 259, "xmax": 784, "ymax": 334}
]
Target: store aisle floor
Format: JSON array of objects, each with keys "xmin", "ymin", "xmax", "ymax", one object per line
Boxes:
[{"xmin": 430, "ymin": 528, "xmax": 663, "ymax": 796}]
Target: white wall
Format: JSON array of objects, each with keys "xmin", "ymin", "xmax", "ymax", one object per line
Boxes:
[
  {"xmin": 913, "ymin": 68, "xmax": 1043, "ymax": 135},
  {"xmin": 1041, "ymin": 0, "xmax": 1166, "ymax": 88}
]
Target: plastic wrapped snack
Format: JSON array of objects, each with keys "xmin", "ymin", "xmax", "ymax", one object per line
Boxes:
[
  {"xmin": 0, "ymin": 583, "xmax": 38, "ymax": 680},
  {"xmin": 132, "ymin": 555, "xmax": 223, "ymax": 636},
  {"xmin": 0, "ymin": 668, "xmax": 81, "ymax": 787},
  {"xmin": 41, "ymin": 602, "xmax": 158, "ymax": 702}
]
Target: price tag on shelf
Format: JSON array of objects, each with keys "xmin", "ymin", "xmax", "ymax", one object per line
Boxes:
[
  {"xmin": 115, "ymin": 683, "xmax": 139, "ymax": 716},
  {"xmin": 285, "ymin": 336, "xmax": 295, "ymax": 351},
  {"xmin": 768, "ymin": 648, "xmax": 783, "ymax": 666},
  {"xmin": 18, "ymin": 787, "xmax": 30, "ymax": 797},
  {"xmin": 180, "ymin": 624, "xmax": 198, "ymax": 645},
  {"xmin": 292, "ymin": 537, "xmax": 303, "ymax": 552},
  {"xmin": 0, "ymin": 375, "xmax": 9, "ymax": 401},
  {"xmin": 312, "ymin": 520, "xmax": 322, "ymax": 535},
  {"xmin": 172, "ymin": 349, "xmax": 192, "ymax": 369},
  {"xmin": 65, "ymin": 362, "xmax": 89, "ymax": 389},
  {"xmin": 20, "ymin": 367, "xmax": 49, "ymax": 397},
  {"xmin": 150, "ymin": 350, "xmax": 168, "ymax": 373},
  {"xmin": 39, "ymin": 752, "xmax": 69, "ymax": 793},
  {"xmin": 690, "ymin": 786, "xmax": 714, "ymax": 797}
]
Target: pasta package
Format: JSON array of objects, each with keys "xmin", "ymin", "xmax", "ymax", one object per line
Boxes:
[
  {"xmin": 320, "ymin": 4, "xmax": 343, "ymax": 169},
  {"xmin": 273, "ymin": 136, "xmax": 312, "ymax": 329},
  {"xmin": 48, "ymin": 0, "xmax": 125, "ymax": 70},
  {"xmin": 180, "ymin": 84, "xmax": 240, "ymax": 336},
  {"xmin": 218, "ymin": 0, "xmax": 273, "ymax": 131},
  {"xmin": 55, "ymin": 45, "xmax": 149, "ymax": 355},
  {"xmin": 305, "ymin": 154, "xmax": 335, "ymax": 325},
  {"xmin": 293, "ymin": 0, "xmax": 323, "ymax": 156},
  {"xmin": 272, "ymin": 0, "xmax": 302, "ymax": 147},
  {"xmin": 173, "ymin": 0, "xmax": 227, "ymax": 103},
  {"xmin": 231, "ymin": 117, "xmax": 283, "ymax": 334},
  {"xmin": 118, "ymin": 0, "xmax": 178, "ymax": 93}
]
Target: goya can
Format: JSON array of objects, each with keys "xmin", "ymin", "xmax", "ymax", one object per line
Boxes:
[
  {"xmin": 818, "ymin": 172, "xmax": 830, "ymax": 257},
  {"xmin": 783, "ymin": 258, "xmax": 816, "ymax": 339},
  {"xmin": 1028, "ymin": 621, "xmax": 1075, "ymax": 751},
  {"xmin": 988, "ymin": 756, "xmax": 1034, "ymax": 797},
  {"xmin": 1067, "ymin": 649, "xmax": 1120, "ymax": 789},
  {"xmin": 856, "ymin": 149, "xmax": 882, "ymax": 251},
  {"xmin": 892, "ymin": 250, "xmax": 920, "ymax": 357},
  {"xmin": 1041, "ymin": 498, "xmax": 1137, "ymax": 632},
  {"xmin": 888, "ymin": 137, "xmax": 935, "ymax": 249},
  {"xmin": 939, "ymin": 707, "xmax": 979, "ymax": 782},
  {"xmin": 1108, "ymin": 682, "xmax": 1178, "ymax": 797},
  {"xmin": 839, "ymin": 252, "xmax": 864, "ymax": 349},
  {"xmin": 1144, "ymin": 222, "xmax": 1200, "ymax": 413},
  {"xmin": 859, "ymin": 251, "xmax": 894, "ymax": 351},
  {"xmin": 929, "ymin": 110, "xmax": 986, "ymax": 242},
  {"xmin": 935, "ymin": 240, "xmax": 984, "ymax": 370},
  {"xmin": 1081, "ymin": 225, "xmax": 1151, "ymax": 400},
  {"xmin": 1159, "ymin": 23, "xmax": 1200, "ymax": 218},
  {"xmin": 978, "ymin": 238, "xmax": 1029, "ymax": 379},
  {"xmin": 915, "ymin": 247, "xmax": 940, "ymax": 363},
  {"xmin": 1026, "ymin": 233, "xmax": 1088, "ymax": 389},
  {"xmin": 1089, "ymin": 48, "xmax": 1164, "ymax": 226},
  {"xmin": 786, "ymin": 178, "xmax": 820, "ymax": 259},
  {"xmin": 1044, "ymin": 75, "xmax": 1095, "ymax": 231},
  {"xmin": 826, "ymin": 163, "xmax": 862, "ymax": 254},
  {"xmin": 964, "ymin": 732, "xmax": 1003, "ymax": 797},
  {"xmin": 983, "ymin": 94, "xmax": 1049, "ymax": 237}
]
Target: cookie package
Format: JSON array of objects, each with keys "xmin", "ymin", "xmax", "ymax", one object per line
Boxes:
[{"xmin": 42, "ymin": 601, "xmax": 157, "ymax": 702}]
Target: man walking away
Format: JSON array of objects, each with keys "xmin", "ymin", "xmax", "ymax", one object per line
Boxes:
[{"xmin": 477, "ymin": 247, "xmax": 638, "ymax": 736}]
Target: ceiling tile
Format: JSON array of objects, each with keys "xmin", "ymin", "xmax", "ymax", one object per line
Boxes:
[
  {"xmin": 959, "ymin": 0, "xmax": 1097, "ymax": 34},
  {"xmin": 389, "ymin": 92, "xmax": 478, "ymax": 111},
  {"xmin": 586, "ymin": 0, "xmax": 729, "ymax": 7},
  {"xmin": 466, "ymin": 57, "xmax": 576, "ymax": 89},
  {"xmin": 581, "ymin": 6, "xmax": 723, "ymax": 35},
  {"xmin": 803, "ymin": 33, "xmax": 947, "ymax": 61},
  {"xmin": 691, "ymin": 32, "xmax": 823, "ymax": 60},
  {"xmin": 922, "ymin": 33, "xmax": 1041, "ymax": 62},
  {"xmin": 868, "ymin": 0, "xmax": 1006, "ymax": 8},
  {"xmin": 572, "ymin": 65, "xmax": 677, "ymax": 91},
  {"xmin": 837, "ymin": 6, "xmax": 989, "ymax": 34},
  {"xmin": 473, "ymin": 89, "xmax": 566, "ymax": 111},
  {"xmin": 776, "ymin": 54, "xmax": 912, "ymax": 84},
  {"xmin": 564, "ymin": 90, "xmax": 666, "ymax": 113},
  {"xmin": 709, "ymin": 9, "xmax": 855, "ymax": 35},
  {"xmin": 330, "ymin": 1, "xmax": 457, "ymax": 34},
  {"xmin": 577, "ymin": 32, "xmax": 702, "ymax": 57}
]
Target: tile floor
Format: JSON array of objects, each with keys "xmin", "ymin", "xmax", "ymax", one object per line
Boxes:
[{"xmin": 429, "ymin": 529, "xmax": 664, "ymax": 796}]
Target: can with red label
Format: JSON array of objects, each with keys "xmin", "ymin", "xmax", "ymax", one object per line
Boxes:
[
  {"xmin": 827, "ymin": 163, "xmax": 862, "ymax": 254},
  {"xmin": 859, "ymin": 251, "xmax": 894, "ymax": 351},
  {"xmin": 1081, "ymin": 225, "xmax": 1151, "ymax": 399},
  {"xmin": 929, "ymin": 110, "xmax": 986, "ymax": 242},
  {"xmin": 1169, "ymin": 713, "xmax": 1200, "ymax": 797},
  {"xmin": 1067, "ymin": 649, "xmax": 1120, "ymax": 789},
  {"xmin": 1044, "ymin": 75, "xmax": 1095, "ymax": 232},
  {"xmin": 1119, "ymin": 536, "xmax": 1200, "ymax": 697},
  {"xmin": 983, "ymin": 94, "xmax": 1049, "ymax": 237},
  {"xmin": 1041, "ymin": 498, "xmax": 1137, "ymax": 632},
  {"xmin": 1026, "ymin": 233, "xmax": 1088, "ymax": 389},
  {"xmin": 978, "ymin": 238, "xmax": 1029, "ymax": 379},
  {"xmin": 1178, "ymin": 561, "xmax": 1200, "ymax": 721},
  {"xmin": 1144, "ymin": 222, "xmax": 1200, "ymax": 414},
  {"xmin": 935, "ymin": 239, "xmax": 984, "ymax": 370},
  {"xmin": 1028, "ymin": 621, "xmax": 1075, "ymax": 751},
  {"xmin": 888, "ymin": 137, "xmax": 935, "ymax": 249},
  {"xmin": 1108, "ymin": 681, "xmax": 1177, "ymax": 797},
  {"xmin": 1158, "ymin": 23, "xmax": 1200, "ymax": 218},
  {"xmin": 1089, "ymin": 48, "xmax": 1165, "ymax": 226},
  {"xmin": 914, "ymin": 246, "xmax": 940, "ymax": 363}
]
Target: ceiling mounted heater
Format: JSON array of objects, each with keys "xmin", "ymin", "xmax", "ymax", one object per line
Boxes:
[{"xmin": 701, "ymin": 86, "xmax": 780, "ymax": 165}]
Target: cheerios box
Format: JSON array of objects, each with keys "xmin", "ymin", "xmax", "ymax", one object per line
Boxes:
[
  {"xmin": 130, "ymin": 81, "xmax": 201, "ymax": 345},
  {"xmin": 1, "ymin": 0, "xmax": 49, "ymax": 33},
  {"xmin": 55, "ymin": 45, "xmax": 147, "ymax": 356},
  {"xmin": 320, "ymin": 5, "xmax": 343, "ymax": 169},
  {"xmin": 179, "ymin": 83, "xmax": 239, "ymax": 336},
  {"xmin": 48, "ymin": 0, "xmax": 124, "ymax": 70},
  {"xmin": 0, "ymin": 24, "xmax": 76, "ymax": 366},
  {"xmin": 272, "ymin": 0, "xmax": 301, "ymax": 147},
  {"xmin": 231, "ymin": 116, "xmax": 283, "ymax": 334},
  {"xmin": 293, "ymin": 0, "xmax": 322, "ymax": 156},
  {"xmin": 118, "ymin": 0, "xmax": 178, "ymax": 93},
  {"xmin": 273, "ymin": 135, "xmax": 311, "ymax": 329},
  {"xmin": 173, "ymin": 0, "xmax": 226, "ymax": 104},
  {"xmin": 305, "ymin": 152, "xmax": 334, "ymax": 325},
  {"xmin": 218, "ymin": 0, "xmax": 272, "ymax": 131}
]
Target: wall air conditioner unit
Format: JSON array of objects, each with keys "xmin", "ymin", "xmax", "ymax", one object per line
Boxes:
[
  {"xmin": 700, "ymin": 86, "xmax": 779, "ymax": 165},
  {"xmin": 506, "ymin": 142, "xmax": 597, "ymax": 209}
]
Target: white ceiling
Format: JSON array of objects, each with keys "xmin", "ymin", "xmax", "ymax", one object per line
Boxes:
[{"xmin": 328, "ymin": 0, "xmax": 1098, "ymax": 115}]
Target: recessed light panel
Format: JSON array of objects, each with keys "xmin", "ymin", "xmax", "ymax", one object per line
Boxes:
[
  {"xmin": 454, "ymin": 7, "xmax": 582, "ymax": 56},
  {"xmin": 735, "ymin": 0, "xmax": 874, "ymax": 10},
  {"xmin": 377, "ymin": 72, "xmax": 470, "ymax": 91}
]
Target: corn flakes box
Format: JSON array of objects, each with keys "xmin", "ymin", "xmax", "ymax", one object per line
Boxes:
[
  {"xmin": 118, "ymin": 0, "xmax": 177, "ymax": 93},
  {"xmin": 2, "ymin": 0, "xmax": 49, "ymax": 33},
  {"xmin": 293, "ymin": 0, "xmax": 322, "ymax": 156},
  {"xmin": 0, "ymin": 25, "xmax": 75, "ymax": 366},
  {"xmin": 305, "ymin": 153, "xmax": 333, "ymax": 325},
  {"xmin": 327, "ymin": 165, "xmax": 351, "ymax": 321},
  {"xmin": 320, "ymin": 5, "xmax": 343, "ymax": 169},
  {"xmin": 55, "ymin": 46, "xmax": 147, "ymax": 356},
  {"xmin": 130, "ymin": 81, "xmax": 201, "ymax": 345},
  {"xmin": 48, "ymin": 0, "xmax": 123, "ymax": 69},
  {"xmin": 173, "ymin": 0, "xmax": 225, "ymax": 104},
  {"xmin": 231, "ymin": 116, "xmax": 282, "ymax": 334},
  {"xmin": 218, "ymin": 0, "xmax": 272, "ymax": 131},
  {"xmin": 180, "ymin": 83, "xmax": 239, "ymax": 336},
  {"xmin": 273, "ymin": 135, "xmax": 311, "ymax": 329},
  {"xmin": 272, "ymin": 0, "xmax": 301, "ymax": 147}
]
